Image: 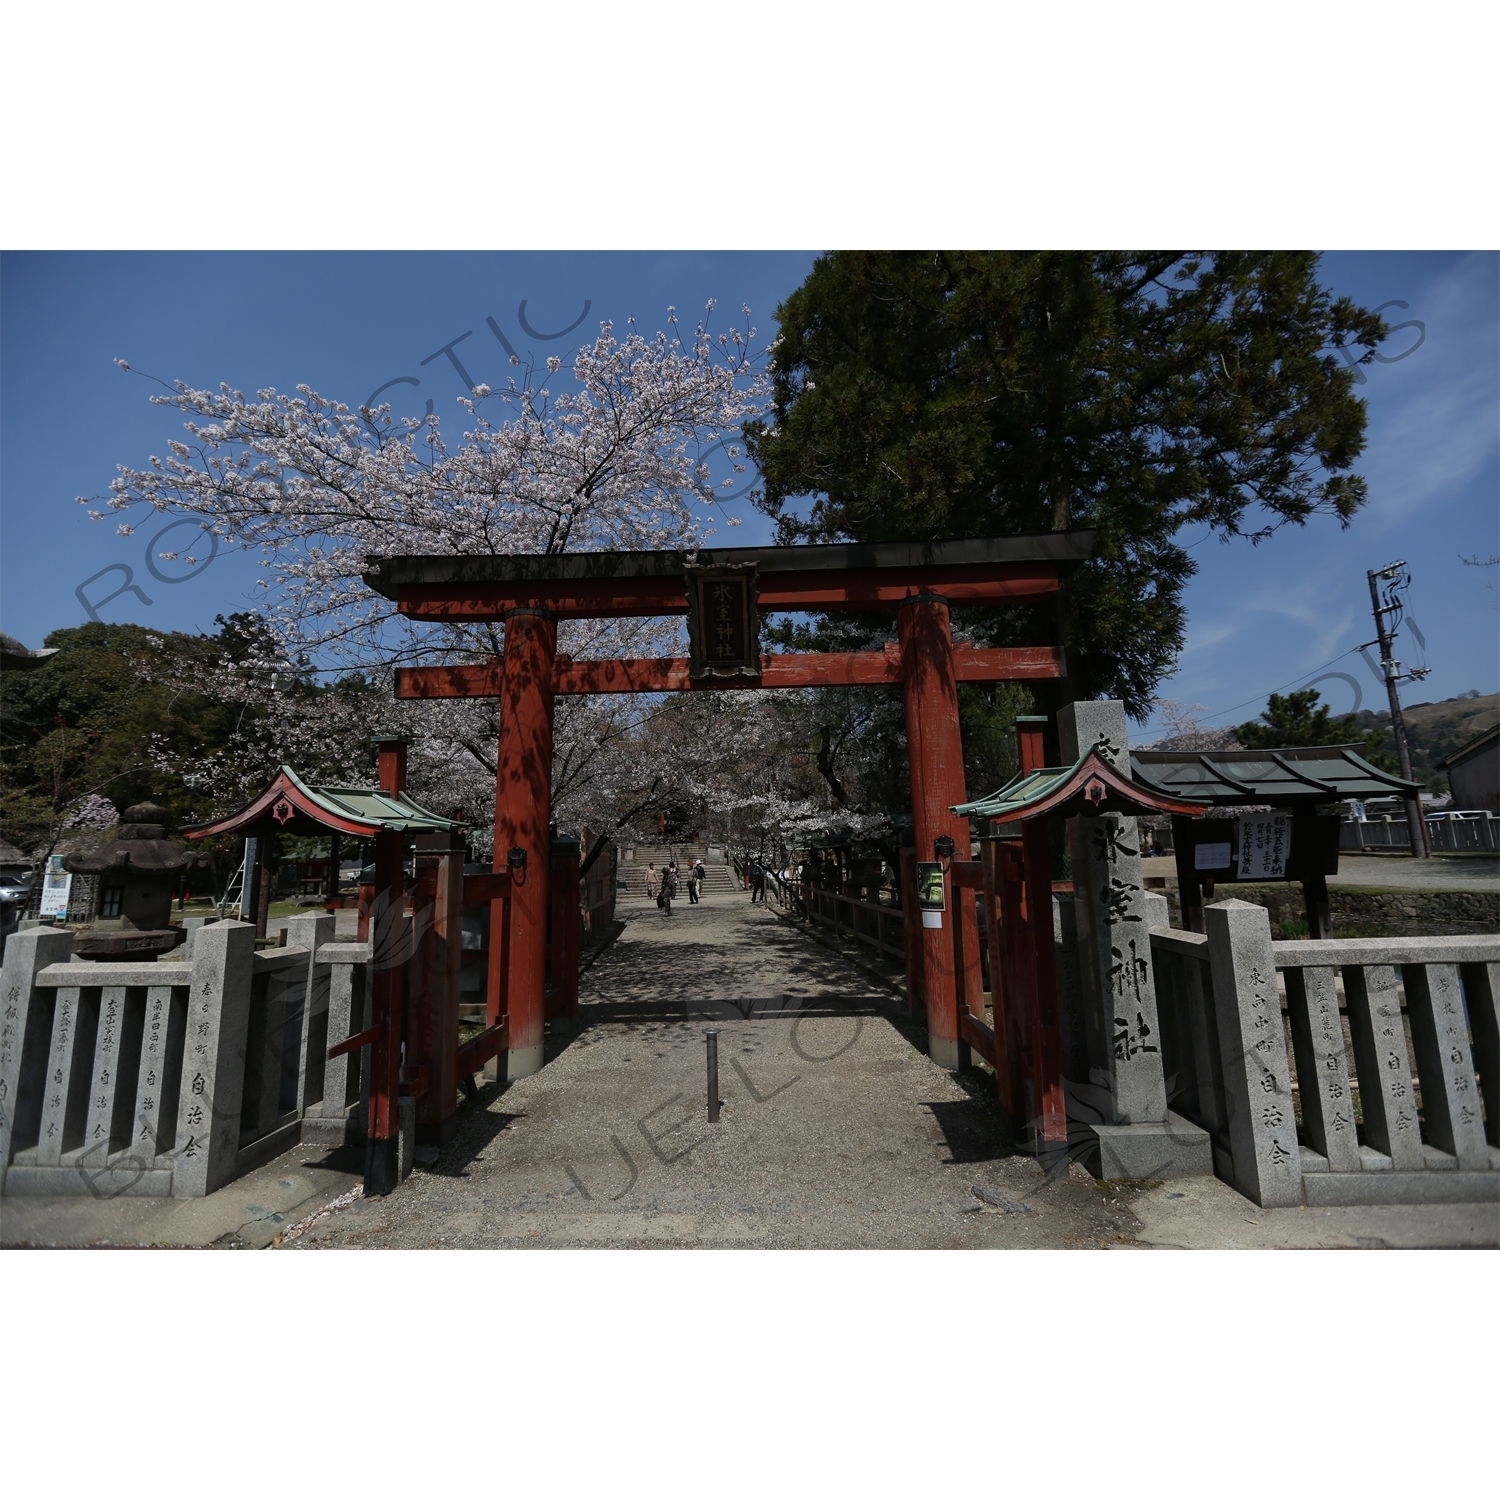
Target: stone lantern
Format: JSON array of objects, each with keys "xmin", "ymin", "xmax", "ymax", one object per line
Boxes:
[{"xmin": 63, "ymin": 802, "xmax": 209, "ymax": 959}]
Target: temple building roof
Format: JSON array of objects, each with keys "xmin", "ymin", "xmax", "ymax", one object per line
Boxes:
[
  {"xmin": 1128, "ymin": 744, "xmax": 1420, "ymax": 806},
  {"xmin": 0, "ymin": 632, "xmax": 60, "ymax": 671},
  {"xmin": 184, "ymin": 767, "xmax": 462, "ymax": 841},
  {"xmin": 954, "ymin": 749, "xmax": 1211, "ymax": 825}
]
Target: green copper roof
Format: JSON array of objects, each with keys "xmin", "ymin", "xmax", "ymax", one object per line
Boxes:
[
  {"xmin": 1128, "ymin": 745, "xmax": 1420, "ymax": 806},
  {"xmin": 954, "ymin": 749, "xmax": 1211, "ymax": 824},
  {"xmin": 185, "ymin": 765, "xmax": 462, "ymax": 840},
  {"xmin": 279, "ymin": 768, "xmax": 460, "ymax": 833}
]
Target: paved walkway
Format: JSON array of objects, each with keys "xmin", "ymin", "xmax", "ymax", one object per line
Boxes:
[
  {"xmin": 279, "ymin": 890, "xmax": 1493, "ymax": 1251},
  {"xmin": 290, "ymin": 891, "xmax": 1111, "ymax": 1249}
]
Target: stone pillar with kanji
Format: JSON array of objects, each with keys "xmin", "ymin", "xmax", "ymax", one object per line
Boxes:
[{"xmin": 1059, "ymin": 700, "xmax": 1211, "ymax": 1179}]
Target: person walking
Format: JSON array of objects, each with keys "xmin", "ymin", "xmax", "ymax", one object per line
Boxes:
[
  {"xmin": 749, "ymin": 859, "xmax": 766, "ymax": 904},
  {"xmin": 659, "ymin": 861, "xmax": 677, "ymax": 916},
  {"xmin": 645, "ymin": 863, "xmax": 657, "ymax": 902},
  {"xmin": 687, "ymin": 859, "xmax": 701, "ymax": 904}
]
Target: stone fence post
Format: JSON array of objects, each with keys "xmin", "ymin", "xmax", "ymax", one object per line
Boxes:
[
  {"xmin": 1203, "ymin": 898, "xmax": 1303, "ymax": 1207},
  {"xmin": 304, "ymin": 941, "xmax": 370, "ymax": 1144},
  {"xmin": 285, "ymin": 912, "xmax": 334, "ymax": 1120},
  {"xmin": 0, "ymin": 926, "xmax": 74, "ymax": 1193},
  {"xmin": 171, "ymin": 920, "xmax": 255, "ymax": 1197}
]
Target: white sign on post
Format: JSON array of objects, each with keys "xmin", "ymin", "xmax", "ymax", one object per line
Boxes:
[
  {"xmin": 1237, "ymin": 812, "xmax": 1292, "ymax": 879},
  {"xmin": 38, "ymin": 855, "xmax": 73, "ymax": 919},
  {"xmin": 1194, "ymin": 842, "xmax": 1232, "ymax": 871}
]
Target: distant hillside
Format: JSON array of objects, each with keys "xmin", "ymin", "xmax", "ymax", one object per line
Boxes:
[{"xmin": 1349, "ymin": 690, "xmax": 1499, "ymax": 789}]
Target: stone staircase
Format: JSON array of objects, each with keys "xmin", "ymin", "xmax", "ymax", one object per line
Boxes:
[{"xmin": 618, "ymin": 847, "xmax": 742, "ymax": 894}]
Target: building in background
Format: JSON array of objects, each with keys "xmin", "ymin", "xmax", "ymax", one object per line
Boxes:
[{"xmin": 1439, "ymin": 724, "xmax": 1500, "ymax": 813}]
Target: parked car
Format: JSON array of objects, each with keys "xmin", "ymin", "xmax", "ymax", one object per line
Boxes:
[{"xmin": 1, "ymin": 872, "xmax": 33, "ymax": 951}]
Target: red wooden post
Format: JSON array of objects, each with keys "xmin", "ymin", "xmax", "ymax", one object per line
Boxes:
[
  {"xmin": 1013, "ymin": 716, "xmax": 1068, "ymax": 1160},
  {"xmin": 950, "ymin": 878, "xmax": 970, "ymax": 1025},
  {"xmin": 1021, "ymin": 816, "xmax": 1067, "ymax": 1159},
  {"xmin": 492, "ymin": 608, "xmax": 556, "ymax": 1079},
  {"xmin": 365, "ymin": 825, "xmax": 405, "ymax": 1193},
  {"xmin": 356, "ymin": 877, "xmax": 374, "ymax": 942},
  {"xmin": 377, "ymin": 738, "xmax": 408, "ymax": 795},
  {"xmin": 412, "ymin": 827, "xmax": 464, "ymax": 1144},
  {"xmin": 897, "ymin": 594, "xmax": 971, "ymax": 1070},
  {"xmin": 1015, "ymin": 717, "xmax": 1047, "ymax": 777},
  {"xmin": 950, "ymin": 863, "xmax": 986, "ymax": 1022},
  {"xmin": 995, "ymin": 842, "xmax": 1036, "ymax": 1126},
  {"xmin": 981, "ymin": 836, "xmax": 1023, "ymax": 1122}
]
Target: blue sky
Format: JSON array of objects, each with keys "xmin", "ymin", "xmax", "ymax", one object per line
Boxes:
[{"xmin": 2, "ymin": 250, "xmax": 1495, "ymax": 734}]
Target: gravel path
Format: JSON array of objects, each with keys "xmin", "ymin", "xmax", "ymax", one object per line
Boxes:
[
  {"xmin": 1325, "ymin": 854, "xmax": 1498, "ymax": 892},
  {"xmin": 285, "ymin": 890, "xmax": 1496, "ymax": 1251},
  {"xmin": 291, "ymin": 891, "xmax": 1146, "ymax": 1249}
]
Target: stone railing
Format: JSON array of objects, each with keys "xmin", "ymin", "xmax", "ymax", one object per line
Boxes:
[
  {"xmin": 0, "ymin": 915, "xmax": 375, "ymax": 1199},
  {"xmin": 1151, "ymin": 898, "xmax": 1499, "ymax": 1207}
]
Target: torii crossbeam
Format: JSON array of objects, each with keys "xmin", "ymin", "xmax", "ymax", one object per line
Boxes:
[{"xmin": 364, "ymin": 531, "xmax": 1094, "ymax": 1079}]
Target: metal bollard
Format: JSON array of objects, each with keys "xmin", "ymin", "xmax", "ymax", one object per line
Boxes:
[{"xmin": 705, "ymin": 1027, "xmax": 721, "ymax": 1123}]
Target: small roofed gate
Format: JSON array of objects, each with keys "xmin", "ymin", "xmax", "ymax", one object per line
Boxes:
[
  {"xmin": 950, "ymin": 712, "xmax": 1208, "ymax": 1169},
  {"xmin": 370, "ymin": 531, "xmax": 1094, "ymax": 1084},
  {"xmin": 184, "ymin": 753, "xmax": 538, "ymax": 1195}
]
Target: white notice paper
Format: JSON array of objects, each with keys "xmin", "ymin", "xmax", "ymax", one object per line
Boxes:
[
  {"xmin": 1194, "ymin": 842, "xmax": 1232, "ymax": 871},
  {"xmin": 1238, "ymin": 812, "xmax": 1291, "ymax": 880}
]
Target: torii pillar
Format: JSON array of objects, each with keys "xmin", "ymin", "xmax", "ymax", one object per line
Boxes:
[
  {"xmin": 492, "ymin": 608, "xmax": 557, "ymax": 1079},
  {"xmin": 898, "ymin": 593, "xmax": 970, "ymax": 1070}
]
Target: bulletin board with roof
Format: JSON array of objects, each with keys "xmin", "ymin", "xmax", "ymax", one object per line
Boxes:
[{"xmin": 1128, "ymin": 745, "xmax": 1422, "ymax": 939}]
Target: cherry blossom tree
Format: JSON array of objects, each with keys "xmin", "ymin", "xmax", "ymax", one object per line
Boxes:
[
  {"xmin": 92, "ymin": 309, "xmax": 765, "ymax": 668},
  {"xmin": 95, "ymin": 308, "xmax": 770, "ymax": 842},
  {"xmin": 1147, "ymin": 698, "xmax": 1241, "ymax": 752}
]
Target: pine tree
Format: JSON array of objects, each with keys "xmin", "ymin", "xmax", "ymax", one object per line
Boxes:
[
  {"xmin": 1236, "ymin": 689, "xmax": 1398, "ymax": 769},
  {"xmin": 748, "ymin": 251, "xmax": 1387, "ymax": 716}
]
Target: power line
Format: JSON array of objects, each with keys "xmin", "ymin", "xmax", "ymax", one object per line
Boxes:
[{"xmin": 1194, "ymin": 645, "xmax": 1366, "ymax": 725}]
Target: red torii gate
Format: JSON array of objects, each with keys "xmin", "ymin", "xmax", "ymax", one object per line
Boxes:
[{"xmin": 365, "ymin": 531, "xmax": 1094, "ymax": 1079}]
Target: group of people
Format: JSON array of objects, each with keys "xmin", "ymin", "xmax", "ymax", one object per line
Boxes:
[
  {"xmin": 640, "ymin": 854, "xmax": 781, "ymax": 913},
  {"xmin": 645, "ymin": 858, "xmax": 707, "ymax": 915}
]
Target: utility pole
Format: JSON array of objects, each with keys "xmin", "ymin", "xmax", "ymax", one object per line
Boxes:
[{"xmin": 1366, "ymin": 562, "xmax": 1429, "ymax": 858}]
